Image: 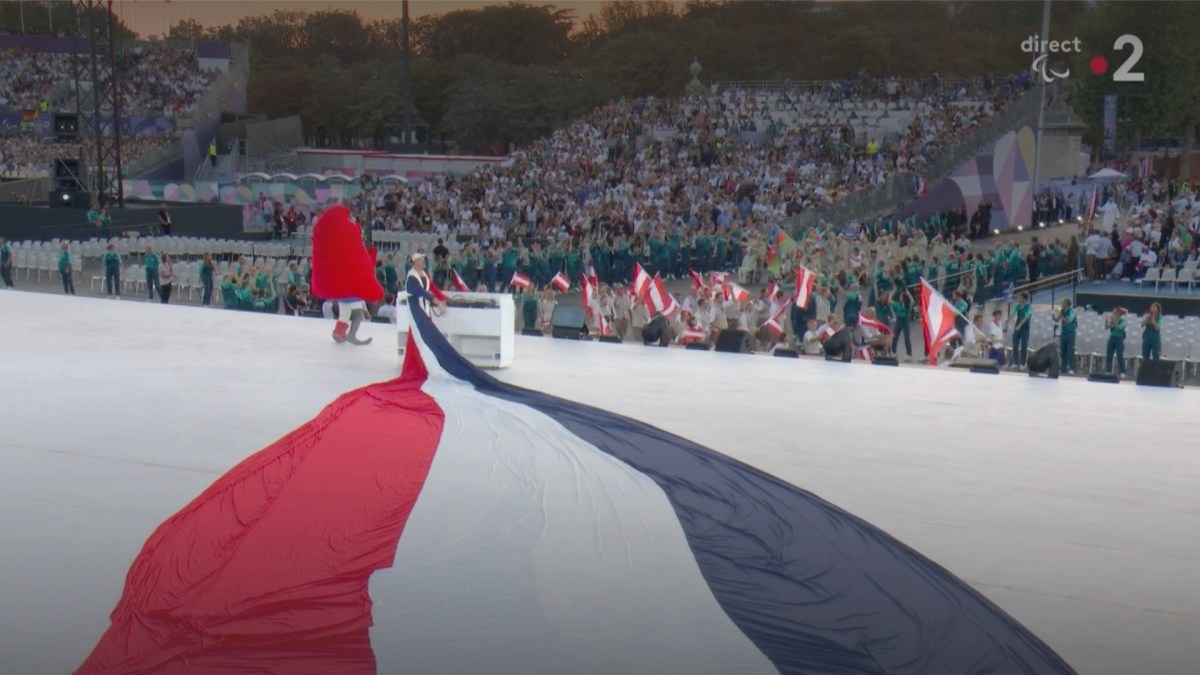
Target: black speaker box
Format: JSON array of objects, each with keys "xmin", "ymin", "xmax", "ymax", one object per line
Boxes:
[
  {"xmin": 520, "ymin": 327, "xmax": 543, "ymax": 336},
  {"xmin": 550, "ymin": 304, "xmax": 587, "ymax": 340},
  {"xmin": 970, "ymin": 364, "xmax": 1000, "ymax": 374},
  {"xmin": 773, "ymin": 348, "xmax": 799, "ymax": 358},
  {"xmin": 714, "ymin": 329, "xmax": 752, "ymax": 354},
  {"xmin": 54, "ymin": 114, "xmax": 78, "ymax": 140},
  {"xmin": 685, "ymin": 342, "xmax": 710, "ymax": 351},
  {"xmin": 1088, "ymin": 373, "xmax": 1121, "ymax": 384},
  {"xmin": 598, "ymin": 335, "xmax": 622, "ymax": 344},
  {"xmin": 1136, "ymin": 359, "xmax": 1183, "ymax": 388},
  {"xmin": 872, "ymin": 356, "xmax": 899, "ymax": 366}
]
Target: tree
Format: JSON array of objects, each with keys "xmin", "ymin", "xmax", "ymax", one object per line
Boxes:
[
  {"xmin": 1069, "ymin": 1, "xmax": 1200, "ymax": 176},
  {"xmin": 413, "ymin": 2, "xmax": 576, "ymax": 66}
]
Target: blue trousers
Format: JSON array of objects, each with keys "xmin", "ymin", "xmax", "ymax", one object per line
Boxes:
[
  {"xmin": 145, "ymin": 269, "xmax": 160, "ymax": 299},
  {"xmin": 1060, "ymin": 330, "xmax": 1076, "ymax": 372},
  {"xmin": 1012, "ymin": 327, "xmax": 1029, "ymax": 367},
  {"xmin": 105, "ymin": 268, "xmax": 120, "ymax": 296},
  {"xmin": 1105, "ymin": 337, "xmax": 1126, "ymax": 375},
  {"xmin": 891, "ymin": 319, "xmax": 912, "ymax": 357},
  {"xmin": 1142, "ymin": 333, "xmax": 1161, "ymax": 361},
  {"xmin": 201, "ymin": 276, "xmax": 214, "ymax": 305}
]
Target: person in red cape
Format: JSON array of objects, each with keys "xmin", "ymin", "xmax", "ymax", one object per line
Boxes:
[{"xmin": 311, "ymin": 205, "xmax": 384, "ymax": 345}]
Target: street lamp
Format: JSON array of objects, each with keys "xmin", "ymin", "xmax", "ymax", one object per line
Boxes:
[{"xmin": 360, "ymin": 173, "xmax": 377, "ymax": 247}]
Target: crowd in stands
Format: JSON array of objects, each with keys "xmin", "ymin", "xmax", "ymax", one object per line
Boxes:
[
  {"xmin": 0, "ymin": 48, "xmax": 69, "ymax": 111},
  {"xmin": 0, "ymin": 40, "xmax": 217, "ymax": 180}
]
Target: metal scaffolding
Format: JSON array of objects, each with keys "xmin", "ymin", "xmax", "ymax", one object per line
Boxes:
[{"xmin": 73, "ymin": 0, "xmax": 123, "ymax": 207}]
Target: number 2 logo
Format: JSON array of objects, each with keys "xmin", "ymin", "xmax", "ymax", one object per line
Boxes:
[{"xmin": 1112, "ymin": 34, "xmax": 1144, "ymax": 82}]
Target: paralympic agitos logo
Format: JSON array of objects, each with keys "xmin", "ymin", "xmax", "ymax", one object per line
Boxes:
[{"xmin": 1022, "ymin": 34, "xmax": 1146, "ymax": 84}]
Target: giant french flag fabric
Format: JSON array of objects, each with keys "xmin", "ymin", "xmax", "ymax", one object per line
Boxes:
[{"xmin": 76, "ymin": 298, "xmax": 1077, "ymax": 675}]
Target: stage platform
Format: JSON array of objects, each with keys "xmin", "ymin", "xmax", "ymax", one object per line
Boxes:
[
  {"xmin": 1070, "ymin": 279, "xmax": 1200, "ymax": 316},
  {"xmin": 1, "ymin": 291, "xmax": 1198, "ymax": 675}
]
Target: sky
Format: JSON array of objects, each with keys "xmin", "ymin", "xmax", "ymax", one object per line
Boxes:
[{"xmin": 112, "ymin": 0, "xmax": 671, "ymax": 37}]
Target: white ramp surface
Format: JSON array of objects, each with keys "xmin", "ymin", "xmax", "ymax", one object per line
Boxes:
[{"xmin": 0, "ymin": 291, "xmax": 1198, "ymax": 675}]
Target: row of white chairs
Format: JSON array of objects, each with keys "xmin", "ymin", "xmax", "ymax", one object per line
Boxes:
[{"xmin": 1138, "ymin": 264, "xmax": 1200, "ymax": 292}]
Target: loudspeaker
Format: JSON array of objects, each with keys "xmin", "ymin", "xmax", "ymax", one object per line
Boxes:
[
  {"xmin": 598, "ymin": 335, "xmax": 622, "ymax": 344},
  {"xmin": 54, "ymin": 114, "xmax": 78, "ymax": 140},
  {"xmin": 773, "ymin": 348, "xmax": 799, "ymax": 358},
  {"xmin": 550, "ymin": 304, "xmax": 588, "ymax": 340},
  {"xmin": 520, "ymin": 327, "xmax": 543, "ymax": 336},
  {"xmin": 685, "ymin": 342, "xmax": 710, "ymax": 351},
  {"xmin": 872, "ymin": 356, "xmax": 899, "ymax": 366},
  {"xmin": 1136, "ymin": 359, "xmax": 1183, "ymax": 388},
  {"xmin": 1088, "ymin": 373, "xmax": 1121, "ymax": 384},
  {"xmin": 970, "ymin": 363, "xmax": 1000, "ymax": 374},
  {"xmin": 49, "ymin": 189, "xmax": 89, "ymax": 208},
  {"xmin": 1027, "ymin": 342, "xmax": 1059, "ymax": 378},
  {"xmin": 714, "ymin": 329, "xmax": 752, "ymax": 354}
]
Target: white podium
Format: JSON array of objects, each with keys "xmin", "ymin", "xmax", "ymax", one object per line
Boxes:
[{"xmin": 397, "ymin": 292, "xmax": 515, "ymax": 369}]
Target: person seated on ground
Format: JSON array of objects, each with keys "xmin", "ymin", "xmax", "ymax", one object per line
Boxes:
[
  {"xmin": 968, "ymin": 314, "xmax": 989, "ymax": 358},
  {"xmin": 677, "ymin": 310, "xmax": 708, "ymax": 346},
  {"xmin": 376, "ymin": 294, "xmax": 397, "ymax": 323},
  {"xmin": 284, "ymin": 285, "xmax": 308, "ymax": 316},
  {"xmin": 986, "ymin": 310, "xmax": 1007, "ymax": 366},
  {"xmin": 220, "ymin": 274, "xmax": 238, "ymax": 309},
  {"xmin": 859, "ymin": 307, "xmax": 892, "ymax": 357},
  {"xmin": 801, "ymin": 319, "xmax": 825, "ymax": 356}
]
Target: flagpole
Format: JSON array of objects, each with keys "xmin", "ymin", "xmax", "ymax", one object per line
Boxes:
[{"xmin": 19, "ymin": 0, "xmax": 25, "ymax": 35}]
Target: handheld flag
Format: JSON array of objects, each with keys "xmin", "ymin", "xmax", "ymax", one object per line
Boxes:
[
  {"xmin": 859, "ymin": 314, "xmax": 893, "ymax": 335},
  {"xmin": 794, "ymin": 265, "xmax": 816, "ymax": 309},
  {"xmin": 688, "ymin": 268, "xmax": 705, "ymax": 290},
  {"xmin": 919, "ymin": 278, "xmax": 963, "ymax": 365},
  {"xmin": 450, "ymin": 269, "xmax": 470, "ymax": 292},
  {"xmin": 509, "ymin": 271, "xmax": 531, "ymax": 290},
  {"xmin": 632, "ymin": 264, "xmax": 652, "ymax": 297},
  {"xmin": 727, "ymin": 282, "xmax": 751, "ymax": 303},
  {"xmin": 550, "ymin": 271, "xmax": 571, "ymax": 293}
]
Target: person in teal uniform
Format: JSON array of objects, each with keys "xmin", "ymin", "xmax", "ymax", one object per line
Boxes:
[
  {"xmin": 0, "ymin": 236, "xmax": 15, "ymax": 288},
  {"xmin": 564, "ymin": 242, "xmax": 580, "ymax": 286},
  {"xmin": 384, "ymin": 253, "xmax": 400, "ymax": 295},
  {"xmin": 499, "ymin": 243, "xmax": 518, "ymax": 289},
  {"xmin": 713, "ymin": 233, "xmax": 727, "ymax": 271},
  {"xmin": 872, "ymin": 261, "xmax": 892, "ymax": 309},
  {"xmin": 678, "ymin": 233, "xmax": 693, "ymax": 278},
  {"xmin": 663, "ymin": 232, "xmax": 679, "ymax": 279},
  {"xmin": 57, "ymin": 242, "xmax": 75, "ymax": 295},
  {"xmin": 694, "ymin": 231, "xmax": 711, "ymax": 274},
  {"xmin": 890, "ymin": 290, "xmax": 913, "ymax": 358},
  {"xmin": 925, "ymin": 256, "xmax": 941, "ymax": 288},
  {"xmin": 944, "ymin": 254, "xmax": 960, "ymax": 294},
  {"xmin": 101, "ymin": 243, "xmax": 121, "ymax": 298},
  {"xmin": 973, "ymin": 253, "xmax": 990, "ymax": 305},
  {"xmin": 1010, "ymin": 292, "xmax": 1032, "ymax": 369},
  {"xmin": 143, "ymin": 244, "xmax": 160, "ymax": 301},
  {"xmin": 520, "ymin": 286, "xmax": 539, "ymax": 330},
  {"xmin": 254, "ymin": 268, "xmax": 272, "ymax": 293},
  {"xmin": 904, "ymin": 258, "xmax": 920, "ymax": 290},
  {"xmin": 375, "ymin": 259, "xmax": 387, "ymax": 291},
  {"xmin": 221, "ymin": 274, "xmax": 238, "ymax": 309},
  {"xmin": 592, "ymin": 238, "xmax": 612, "ymax": 284},
  {"xmin": 483, "ymin": 248, "xmax": 498, "ymax": 292},
  {"xmin": 1054, "ymin": 298, "xmax": 1078, "ymax": 374},
  {"xmin": 532, "ymin": 243, "xmax": 550, "ymax": 288},
  {"xmin": 842, "ymin": 283, "xmax": 863, "ymax": 329},
  {"xmin": 728, "ymin": 234, "xmax": 743, "ymax": 273},
  {"xmin": 1142, "ymin": 302, "xmax": 1162, "ymax": 362},
  {"xmin": 1104, "ymin": 307, "xmax": 1128, "ymax": 377},
  {"xmin": 547, "ymin": 243, "xmax": 565, "ymax": 286},
  {"xmin": 199, "ymin": 252, "xmax": 216, "ymax": 306}
]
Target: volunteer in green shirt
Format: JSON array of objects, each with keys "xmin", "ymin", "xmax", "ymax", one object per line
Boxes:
[
  {"xmin": 101, "ymin": 243, "xmax": 122, "ymax": 297},
  {"xmin": 1054, "ymin": 298, "xmax": 1077, "ymax": 374},
  {"xmin": 58, "ymin": 242, "xmax": 76, "ymax": 295},
  {"xmin": 842, "ymin": 284, "xmax": 863, "ymax": 327},
  {"xmin": 0, "ymin": 237, "xmax": 13, "ymax": 288},
  {"xmin": 199, "ymin": 253, "xmax": 216, "ymax": 306},
  {"xmin": 1140, "ymin": 301, "xmax": 1162, "ymax": 362},
  {"xmin": 1010, "ymin": 292, "xmax": 1032, "ymax": 369},
  {"xmin": 143, "ymin": 245, "xmax": 160, "ymax": 301},
  {"xmin": 1104, "ymin": 307, "xmax": 1127, "ymax": 377},
  {"xmin": 890, "ymin": 291, "xmax": 913, "ymax": 358}
]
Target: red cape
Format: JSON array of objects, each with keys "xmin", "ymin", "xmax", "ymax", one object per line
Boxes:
[{"xmin": 311, "ymin": 205, "xmax": 384, "ymax": 302}]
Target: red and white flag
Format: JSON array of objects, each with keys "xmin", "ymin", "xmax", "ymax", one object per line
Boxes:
[
  {"xmin": 688, "ymin": 268, "xmax": 705, "ymax": 290},
  {"xmin": 679, "ymin": 326, "xmax": 708, "ymax": 345},
  {"xmin": 794, "ymin": 265, "xmax": 816, "ymax": 309},
  {"xmin": 550, "ymin": 271, "xmax": 571, "ymax": 293},
  {"xmin": 727, "ymin": 282, "xmax": 751, "ymax": 303},
  {"xmin": 632, "ymin": 263, "xmax": 652, "ymax": 297},
  {"xmin": 765, "ymin": 280, "xmax": 780, "ymax": 301},
  {"xmin": 450, "ymin": 269, "xmax": 470, "ymax": 292},
  {"xmin": 919, "ymin": 278, "xmax": 962, "ymax": 365},
  {"xmin": 1086, "ymin": 187, "xmax": 1099, "ymax": 221},
  {"xmin": 509, "ymin": 271, "xmax": 532, "ymax": 289},
  {"xmin": 597, "ymin": 313, "xmax": 613, "ymax": 337},
  {"xmin": 762, "ymin": 315, "xmax": 785, "ymax": 338},
  {"xmin": 581, "ymin": 273, "xmax": 594, "ymax": 310},
  {"xmin": 587, "ymin": 264, "xmax": 599, "ymax": 290},
  {"xmin": 710, "ymin": 272, "xmax": 728, "ymax": 300},
  {"xmin": 646, "ymin": 273, "xmax": 677, "ymax": 317},
  {"xmin": 857, "ymin": 345, "xmax": 875, "ymax": 362},
  {"xmin": 859, "ymin": 314, "xmax": 893, "ymax": 335}
]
